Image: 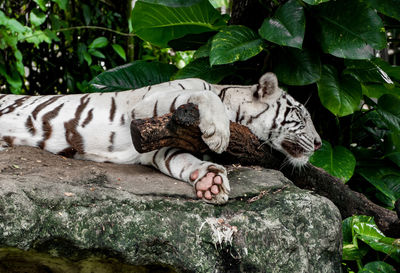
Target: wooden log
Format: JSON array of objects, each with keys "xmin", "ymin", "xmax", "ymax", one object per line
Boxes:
[{"xmin": 130, "ymin": 103, "xmax": 400, "ymax": 237}]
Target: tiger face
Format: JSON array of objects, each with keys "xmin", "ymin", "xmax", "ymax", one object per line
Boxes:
[{"xmin": 242, "ymin": 73, "xmax": 321, "ymax": 167}]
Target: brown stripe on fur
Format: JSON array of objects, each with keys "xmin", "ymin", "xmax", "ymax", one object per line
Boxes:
[
  {"xmin": 247, "ymin": 105, "xmax": 269, "ymax": 125},
  {"xmin": 0, "ymin": 94, "xmax": 6, "ymax": 101},
  {"xmin": 32, "ymin": 96, "xmax": 61, "ymax": 119},
  {"xmin": 38, "ymin": 103, "xmax": 64, "ymax": 149},
  {"xmin": 25, "ymin": 116, "xmax": 36, "ymax": 136},
  {"xmin": 109, "ymin": 97, "xmax": 116, "ymax": 122},
  {"xmin": 163, "ymin": 147, "xmax": 175, "ymax": 161},
  {"xmin": 0, "ymin": 96, "xmax": 29, "ymax": 117},
  {"xmin": 2, "ymin": 136, "xmax": 15, "ymax": 146},
  {"xmin": 120, "ymin": 114, "xmax": 125, "ymax": 126},
  {"xmin": 152, "ymin": 150, "xmax": 160, "ymax": 169},
  {"xmin": 153, "ymin": 100, "xmax": 158, "ymax": 118},
  {"xmin": 170, "ymin": 96, "xmax": 178, "ymax": 113},
  {"xmin": 218, "ymin": 87, "xmax": 230, "ymax": 102},
  {"xmin": 82, "ymin": 108, "xmax": 94, "ymax": 128},
  {"xmin": 235, "ymin": 105, "xmax": 241, "ymax": 123},
  {"xmin": 64, "ymin": 95, "xmax": 90, "ymax": 154},
  {"xmin": 108, "ymin": 132, "xmax": 115, "ymax": 152},
  {"xmin": 165, "ymin": 150, "xmax": 186, "ymax": 176},
  {"xmin": 57, "ymin": 147, "xmax": 77, "ymax": 158}
]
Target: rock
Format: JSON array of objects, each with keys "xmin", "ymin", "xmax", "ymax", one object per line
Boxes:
[{"xmin": 0, "ymin": 146, "xmax": 342, "ymax": 273}]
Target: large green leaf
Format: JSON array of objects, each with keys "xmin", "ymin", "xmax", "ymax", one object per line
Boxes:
[
  {"xmin": 364, "ymin": 0, "xmax": 400, "ymax": 21},
  {"xmin": 309, "ymin": 140, "xmax": 356, "ymax": 183},
  {"xmin": 353, "ymin": 221, "xmax": 400, "ymax": 263},
  {"xmin": 173, "ymin": 57, "xmax": 233, "ymax": 83},
  {"xmin": 131, "ymin": 0, "xmax": 226, "ymax": 47},
  {"xmin": 377, "ymin": 94, "xmax": 400, "ymax": 134},
  {"xmin": 168, "ymin": 31, "xmax": 216, "ymax": 50},
  {"xmin": 314, "ymin": 0, "xmax": 386, "ymax": 59},
  {"xmin": 384, "ymin": 132, "xmax": 400, "ymax": 168},
  {"xmin": 259, "ymin": 0, "xmax": 305, "ymax": 49},
  {"xmin": 272, "ymin": 47, "xmax": 321, "ymax": 86},
  {"xmin": 210, "ymin": 26, "xmax": 263, "ymax": 66},
  {"xmin": 359, "ymin": 261, "xmax": 396, "ymax": 273},
  {"xmin": 302, "ymin": 0, "xmax": 330, "ymax": 5},
  {"xmin": 317, "ymin": 65, "xmax": 362, "ymax": 117},
  {"xmin": 344, "ymin": 59, "xmax": 393, "ymax": 85},
  {"xmin": 362, "ymin": 83, "xmax": 400, "ymax": 99},
  {"xmin": 343, "ymin": 216, "xmax": 400, "ymax": 264},
  {"xmin": 372, "ymin": 58, "xmax": 400, "ymax": 82},
  {"xmin": 357, "ymin": 166, "xmax": 400, "ymax": 209},
  {"xmin": 89, "ymin": 61, "xmax": 177, "ymax": 92}
]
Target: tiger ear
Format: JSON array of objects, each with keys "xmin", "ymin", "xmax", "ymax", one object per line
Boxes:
[{"xmin": 253, "ymin": 73, "xmax": 281, "ymax": 102}]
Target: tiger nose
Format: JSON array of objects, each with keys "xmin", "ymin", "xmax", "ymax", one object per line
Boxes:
[{"xmin": 314, "ymin": 139, "xmax": 322, "ymax": 151}]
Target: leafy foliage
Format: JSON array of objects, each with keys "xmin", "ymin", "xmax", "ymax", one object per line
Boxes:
[{"xmin": 342, "ymin": 216, "xmax": 400, "ymax": 270}]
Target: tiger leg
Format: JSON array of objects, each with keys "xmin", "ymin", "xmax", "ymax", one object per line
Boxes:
[
  {"xmin": 139, "ymin": 147, "xmax": 230, "ymax": 204},
  {"xmin": 132, "ymin": 90, "xmax": 230, "ymax": 154}
]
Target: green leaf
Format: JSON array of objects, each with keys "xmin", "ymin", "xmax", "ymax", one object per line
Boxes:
[
  {"xmin": 359, "ymin": 261, "xmax": 396, "ymax": 273},
  {"xmin": 112, "ymin": 44, "xmax": 126, "ymax": 61},
  {"xmin": 372, "ymin": 58, "xmax": 400, "ymax": 82},
  {"xmin": 314, "ymin": 0, "xmax": 386, "ymax": 59},
  {"xmin": 384, "ymin": 132, "xmax": 400, "ymax": 168},
  {"xmin": 89, "ymin": 37, "xmax": 108, "ymax": 49},
  {"xmin": 210, "ymin": 26, "xmax": 263, "ymax": 66},
  {"xmin": 302, "ymin": 0, "xmax": 330, "ymax": 5},
  {"xmin": 193, "ymin": 40, "xmax": 211, "ymax": 59},
  {"xmin": 168, "ymin": 32, "xmax": 216, "ymax": 50},
  {"xmin": 131, "ymin": 0, "xmax": 226, "ymax": 47},
  {"xmin": 272, "ymin": 47, "xmax": 321, "ymax": 86},
  {"xmin": 377, "ymin": 94, "xmax": 400, "ymax": 134},
  {"xmin": 51, "ymin": 0, "xmax": 68, "ymax": 11},
  {"xmin": 88, "ymin": 49, "xmax": 105, "ymax": 59},
  {"xmin": 77, "ymin": 43, "xmax": 87, "ymax": 64},
  {"xmin": 89, "ymin": 61, "xmax": 177, "ymax": 92},
  {"xmin": 30, "ymin": 9, "xmax": 47, "ymax": 27},
  {"xmin": 317, "ymin": 65, "xmax": 362, "ymax": 116},
  {"xmin": 33, "ymin": 0, "xmax": 48, "ymax": 11},
  {"xmin": 344, "ymin": 59, "xmax": 393, "ymax": 85},
  {"xmin": 173, "ymin": 57, "xmax": 233, "ymax": 83},
  {"xmin": 357, "ymin": 166, "xmax": 400, "ymax": 209},
  {"xmin": 83, "ymin": 52, "xmax": 92, "ymax": 66},
  {"xmin": 354, "ymin": 223, "xmax": 400, "ymax": 263},
  {"xmin": 138, "ymin": 0, "xmax": 202, "ymax": 7},
  {"xmin": 364, "ymin": 0, "xmax": 400, "ymax": 21},
  {"xmin": 310, "ymin": 140, "xmax": 356, "ymax": 182},
  {"xmin": 259, "ymin": 0, "xmax": 305, "ymax": 49},
  {"xmin": 82, "ymin": 4, "xmax": 91, "ymax": 26},
  {"xmin": 342, "ymin": 243, "xmax": 368, "ymax": 261},
  {"xmin": 361, "ymin": 83, "xmax": 400, "ymax": 99}
]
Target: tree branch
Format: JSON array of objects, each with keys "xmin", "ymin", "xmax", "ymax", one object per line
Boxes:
[{"xmin": 130, "ymin": 103, "xmax": 400, "ymax": 237}]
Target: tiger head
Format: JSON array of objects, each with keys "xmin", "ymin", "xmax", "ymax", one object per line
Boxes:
[{"xmin": 233, "ymin": 73, "xmax": 321, "ymax": 166}]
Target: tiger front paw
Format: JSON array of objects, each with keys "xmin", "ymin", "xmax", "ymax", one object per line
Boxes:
[
  {"xmin": 190, "ymin": 165, "xmax": 230, "ymax": 204},
  {"xmin": 189, "ymin": 92, "xmax": 230, "ymax": 154}
]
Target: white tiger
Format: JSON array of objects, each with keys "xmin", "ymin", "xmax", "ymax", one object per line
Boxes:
[{"xmin": 0, "ymin": 73, "xmax": 321, "ymax": 204}]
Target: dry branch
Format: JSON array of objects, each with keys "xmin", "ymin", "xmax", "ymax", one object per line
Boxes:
[{"xmin": 131, "ymin": 103, "xmax": 400, "ymax": 237}]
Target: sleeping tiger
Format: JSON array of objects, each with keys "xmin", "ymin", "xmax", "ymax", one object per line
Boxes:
[{"xmin": 0, "ymin": 72, "xmax": 321, "ymax": 204}]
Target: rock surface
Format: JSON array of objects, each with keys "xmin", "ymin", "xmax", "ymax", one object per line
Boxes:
[{"xmin": 0, "ymin": 146, "xmax": 342, "ymax": 273}]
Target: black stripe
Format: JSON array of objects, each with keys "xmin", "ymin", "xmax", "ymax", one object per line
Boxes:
[
  {"xmin": 153, "ymin": 100, "xmax": 158, "ymax": 118},
  {"xmin": 178, "ymin": 83, "xmax": 185, "ymax": 90},
  {"xmin": 271, "ymin": 101, "xmax": 281, "ymax": 130}
]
